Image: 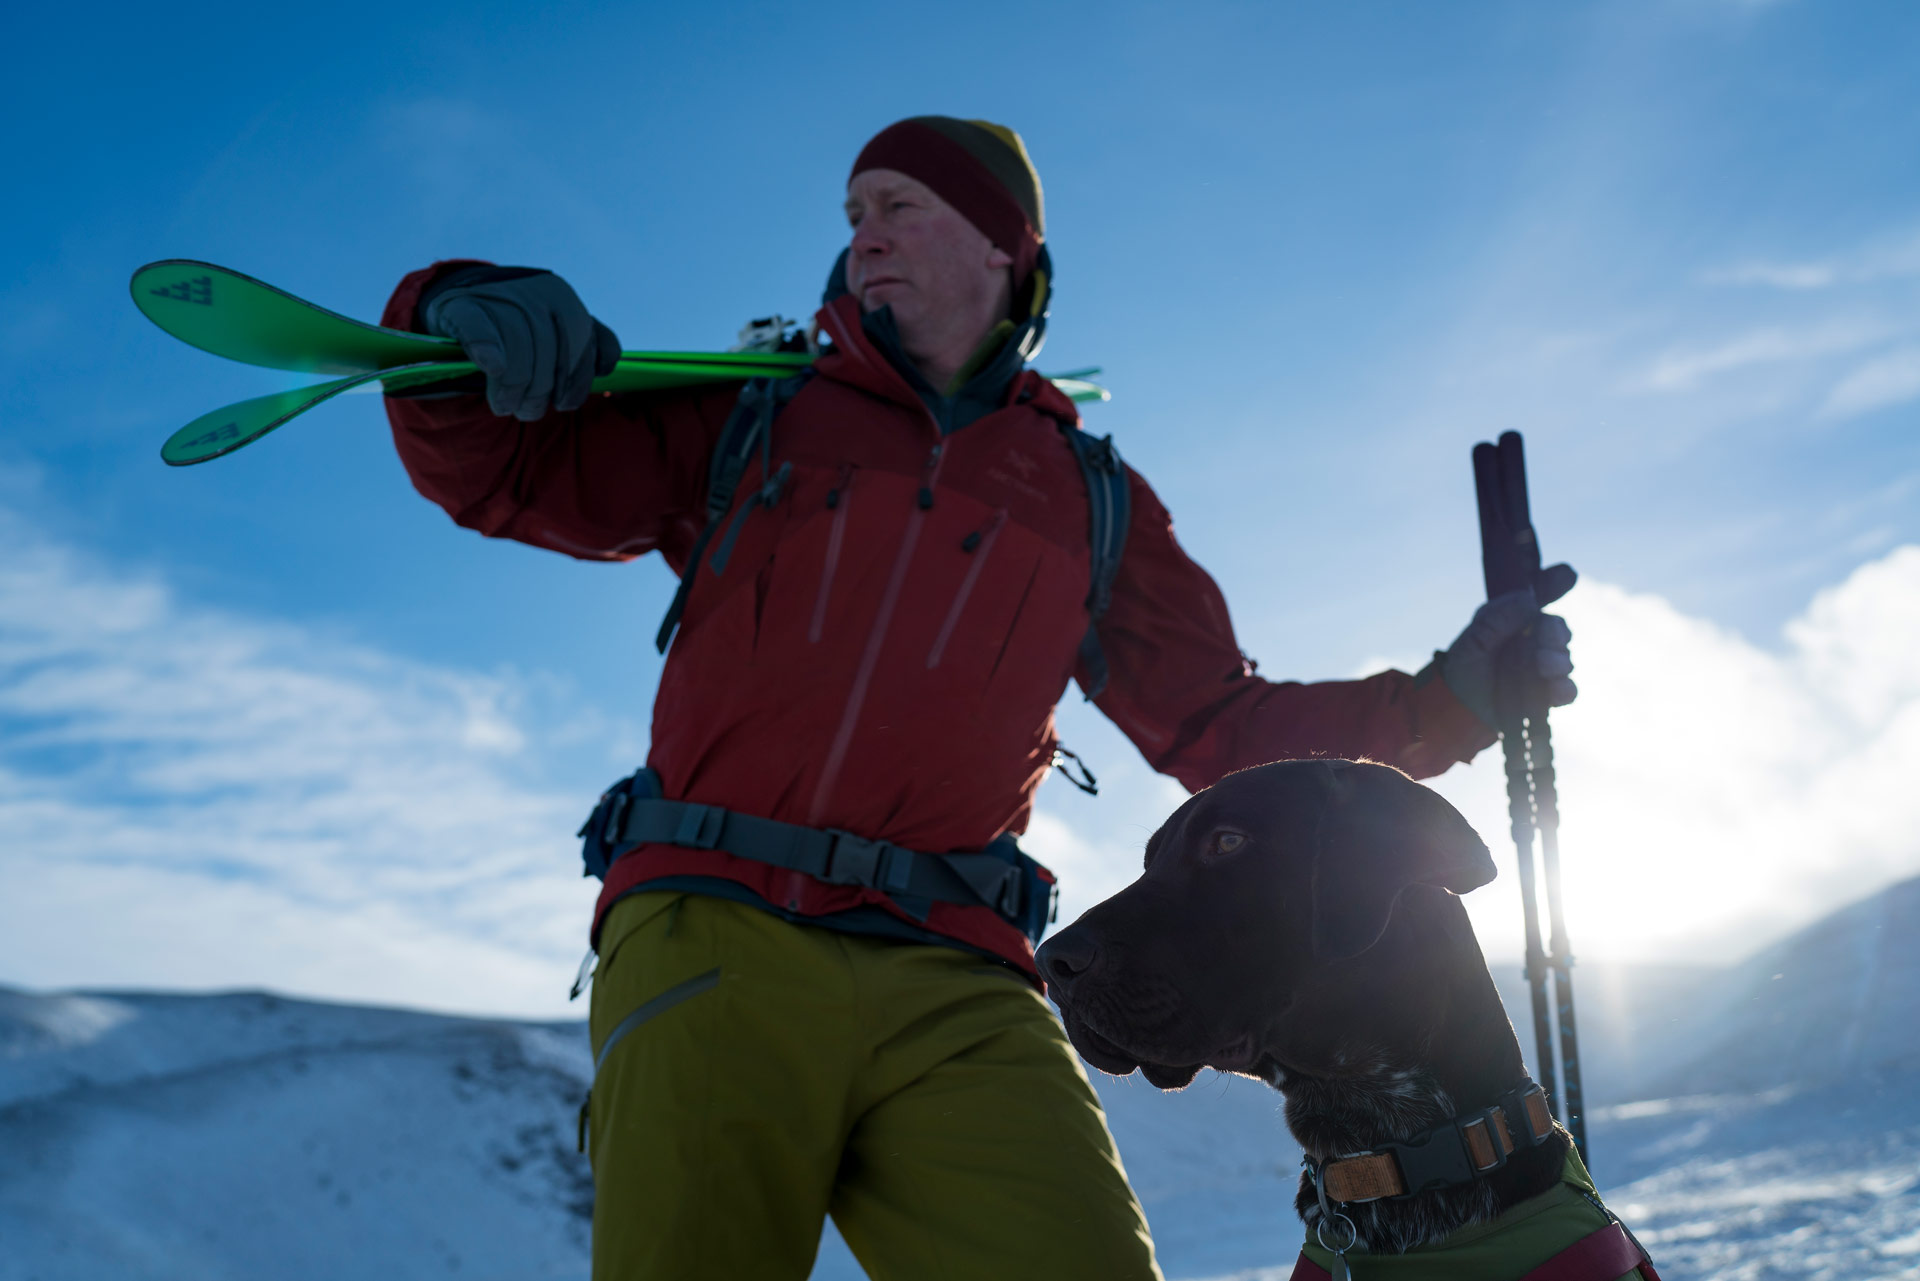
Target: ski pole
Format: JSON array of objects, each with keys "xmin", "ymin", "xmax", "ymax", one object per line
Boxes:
[
  {"xmin": 1497, "ymin": 690, "xmax": 1558, "ymax": 1129},
  {"xmin": 1528, "ymin": 704, "xmax": 1585, "ymax": 1163},
  {"xmin": 1472, "ymin": 431, "xmax": 1588, "ymax": 1166}
]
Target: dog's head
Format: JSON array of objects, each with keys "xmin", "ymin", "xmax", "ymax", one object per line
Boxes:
[{"xmin": 1038, "ymin": 759, "xmax": 1495, "ymax": 1089}]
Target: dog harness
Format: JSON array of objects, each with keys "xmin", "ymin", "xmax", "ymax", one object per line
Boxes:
[
  {"xmin": 1291, "ymin": 1134, "xmax": 1660, "ymax": 1281},
  {"xmin": 1312, "ymin": 1082, "xmax": 1556, "ymax": 1203},
  {"xmin": 1290, "ymin": 1219, "xmax": 1656, "ymax": 1281}
]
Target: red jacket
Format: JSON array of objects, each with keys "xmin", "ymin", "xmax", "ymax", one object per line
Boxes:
[{"xmin": 383, "ymin": 265, "xmax": 1494, "ymax": 977}]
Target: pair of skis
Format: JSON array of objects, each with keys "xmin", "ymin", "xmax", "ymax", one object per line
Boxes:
[
  {"xmin": 130, "ymin": 260, "xmax": 1111, "ymax": 466},
  {"xmin": 1473, "ymin": 431, "xmax": 1586, "ymax": 1166}
]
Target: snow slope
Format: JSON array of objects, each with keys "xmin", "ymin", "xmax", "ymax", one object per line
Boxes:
[
  {"xmin": 1645, "ymin": 874, "xmax": 1920, "ymax": 1096},
  {"xmin": 0, "ymin": 990, "xmax": 591, "ymax": 1280},
  {"xmin": 7, "ymin": 877, "xmax": 1920, "ymax": 1280}
]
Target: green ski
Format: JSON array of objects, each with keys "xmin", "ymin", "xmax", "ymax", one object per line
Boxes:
[
  {"xmin": 161, "ymin": 363, "xmax": 474, "ymax": 466},
  {"xmin": 156, "ymin": 354, "xmax": 872, "ymax": 467},
  {"xmin": 131, "ymin": 260, "xmax": 816, "ymax": 380}
]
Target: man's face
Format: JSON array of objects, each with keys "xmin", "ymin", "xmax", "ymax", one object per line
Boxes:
[{"xmin": 843, "ymin": 169, "xmax": 1014, "ymax": 341}]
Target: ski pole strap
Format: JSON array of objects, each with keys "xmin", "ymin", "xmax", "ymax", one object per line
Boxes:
[{"xmin": 579, "ymin": 772, "xmax": 1057, "ymax": 943}]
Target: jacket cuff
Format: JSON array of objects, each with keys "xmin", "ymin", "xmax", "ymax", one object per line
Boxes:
[
  {"xmin": 1401, "ymin": 674, "xmax": 1499, "ymax": 778},
  {"xmin": 381, "ymin": 259, "xmax": 495, "ymax": 333}
]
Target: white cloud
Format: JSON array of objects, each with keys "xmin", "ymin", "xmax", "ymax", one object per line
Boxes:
[
  {"xmin": 1433, "ymin": 546, "xmax": 1920, "ymax": 966},
  {"xmin": 1639, "ymin": 322, "xmax": 1883, "ymax": 392},
  {"xmin": 0, "ymin": 513, "xmax": 600, "ymax": 1018},
  {"xmin": 8, "ymin": 498, "xmax": 1920, "ymax": 1009},
  {"xmin": 1817, "ymin": 346, "xmax": 1920, "ymax": 421},
  {"xmin": 1032, "ymin": 546, "xmax": 1920, "ymax": 974},
  {"xmin": 1786, "ymin": 549, "xmax": 1920, "ymax": 732},
  {"xmin": 1706, "ymin": 262, "xmax": 1837, "ymax": 290},
  {"xmin": 1023, "ymin": 776, "xmax": 1187, "ymax": 931},
  {"xmin": 1705, "ymin": 229, "xmax": 1920, "ymax": 292}
]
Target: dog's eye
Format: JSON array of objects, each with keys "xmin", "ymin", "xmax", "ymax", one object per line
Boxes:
[{"xmin": 1211, "ymin": 831, "xmax": 1247, "ymax": 856}]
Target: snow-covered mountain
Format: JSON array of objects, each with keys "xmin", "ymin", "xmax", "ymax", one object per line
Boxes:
[
  {"xmin": 0, "ymin": 989, "xmax": 592, "ymax": 1279},
  {"xmin": 7, "ymin": 877, "xmax": 1920, "ymax": 1280},
  {"xmin": 1645, "ymin": 873, "xmax": 1920, "ymax": 1096}
]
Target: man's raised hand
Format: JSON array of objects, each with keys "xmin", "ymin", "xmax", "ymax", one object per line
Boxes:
[
  {"xmin": 1438, "ymin": 573, "xmax": 1578, "ymax": 729},
  {"xmin": 421, "ymin": 267, "xmax": 622, "ymax": 421}
]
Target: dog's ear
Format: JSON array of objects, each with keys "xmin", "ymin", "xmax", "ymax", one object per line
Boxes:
[{"xmin": 1310, "ymin": 761, "xmax": 1495, "ymax": 962}]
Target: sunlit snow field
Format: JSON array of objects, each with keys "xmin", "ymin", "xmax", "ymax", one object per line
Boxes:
[{"xmin": 6, "ymin": 876, "xmax": 1920, "ymax": 1281}]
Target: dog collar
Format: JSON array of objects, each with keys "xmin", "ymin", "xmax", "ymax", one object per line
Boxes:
[{"xmin": 1310, "ymin": 1081, "xmax": 1556, "ymax": 1204}]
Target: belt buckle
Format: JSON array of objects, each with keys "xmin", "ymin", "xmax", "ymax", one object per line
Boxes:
[
  {"xmin": 992, "ymin": 865, "xmax": 1023, "ymax": 917},
  {"xmin": 599, "ymin": 791, "xmax": 631, "ymax": 846},
  {"xmin": 822, "ymin": 829, "xmax": 885, "ymax": 888},
  {"xmin": 1386, "ymin": 1119, "xmax": 1481, "ymax": 1197}
]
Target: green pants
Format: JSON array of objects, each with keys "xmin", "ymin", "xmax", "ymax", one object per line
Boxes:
[{"xmin": 587, "ymin": 891, "xmax": 1162, "ymax": 1281}]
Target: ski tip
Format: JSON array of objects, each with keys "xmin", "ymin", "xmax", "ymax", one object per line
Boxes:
[
  {"xmin": 129, "ymin": 258, "xmax": 229, "ymax": 308},
  {"xmin": 1047, "ymin": 376, "xmax": 1111, "ymax": 405},
  {"xmin": 161, "ymin": 414, "xmax": 258, "ymax": 466},
  {"xmin": 158, "ymin": 361, "xmax": 476, "ymax": 468}
]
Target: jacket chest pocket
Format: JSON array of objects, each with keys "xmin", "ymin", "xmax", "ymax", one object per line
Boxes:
[
  {"xmin": 674, "ymin": 461, "xmax": 818, "ymax": 660},
  {"xmin": 925, "ymin": 509, "xmax": 1007, "ymax": 669},
  {"xmin": 910, "ymin": 511, "xmax": 1089, "ymax": 709},
  {"xmin": 678, "ymin": 466, "xmax": 1087, "ymax": 706}
]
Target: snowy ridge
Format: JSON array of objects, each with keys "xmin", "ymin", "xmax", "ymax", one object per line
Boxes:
[
  {"xmin": 1646, "ymin": 874, "xmax": 1920, "ymax": 1095},
  {"xmin": 7, "ymin": 877, "xmax": 1920, "ymax": 1279},
  {"xmin": 0, "ymin": 991, "xmax": 592, "ymax": 1281}
]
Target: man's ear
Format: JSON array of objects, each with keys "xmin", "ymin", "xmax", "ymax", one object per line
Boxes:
[{"xmin": 1310, "ymin": 761, "xmax": 1495, "ymax": 962}]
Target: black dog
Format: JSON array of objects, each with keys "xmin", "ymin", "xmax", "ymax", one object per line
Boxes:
[{"xmin": 1039, "ymin": 759, "xmax": 1652, "ymax": 1275}]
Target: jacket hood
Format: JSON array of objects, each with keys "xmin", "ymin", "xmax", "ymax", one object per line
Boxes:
[{"xmin": 816, "ymin": 245, "xmax": 1057, "ymax": 433}]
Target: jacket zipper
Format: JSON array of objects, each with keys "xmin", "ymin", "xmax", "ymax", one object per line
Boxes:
[
  {"xmin": 808, "ymin": 438, "xmax": 946, "ymax": 826},
  {"xmin": 809, "ymin": 465, "xmax": 856, "ymax": 644},
  {"xmin": 926, "ymin": 509, "xmax": 1007, "ymax": 669}
]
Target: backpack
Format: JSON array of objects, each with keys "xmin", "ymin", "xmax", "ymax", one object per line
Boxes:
[{"xmin": 654, "ymin": 374, "xmax": 1130, "ymax": 698}]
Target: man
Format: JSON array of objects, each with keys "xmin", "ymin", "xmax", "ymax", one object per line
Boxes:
[{"xmin": 383, "ymin": 116, "xmax": 1575, "ymax": 1280}]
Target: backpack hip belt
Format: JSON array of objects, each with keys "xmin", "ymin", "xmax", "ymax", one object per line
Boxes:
[{"xmin": 578, "ymin": 768, "xmax": 1058, "ymax": 944}]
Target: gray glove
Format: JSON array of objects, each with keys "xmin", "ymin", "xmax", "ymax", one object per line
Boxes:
[
  {"xmin": 1439, "ymin": 589, "xmax": 1577, "ymax": 728},
  {"xmin": 421, "ymin": 267, "xmax": 622, "ymax": 421}
]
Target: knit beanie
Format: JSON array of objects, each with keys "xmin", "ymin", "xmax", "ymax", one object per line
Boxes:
[{"xmin": 850, "ymin": 117, "xmax": 1045, "ymax": 285}]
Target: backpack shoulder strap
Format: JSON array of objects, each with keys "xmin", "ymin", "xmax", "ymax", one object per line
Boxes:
[
  {"xmin": 1057, "ymin": 423, "xmax": 1131, "ymax": 698},
  {"xmin": 654, "ymin": 372, "xmax": 810, "ymax": 654}
]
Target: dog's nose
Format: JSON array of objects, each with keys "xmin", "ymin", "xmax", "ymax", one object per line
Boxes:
[{"xmin": 1036, "ymin": 929, "xmax": 1101, "ymax": 994}]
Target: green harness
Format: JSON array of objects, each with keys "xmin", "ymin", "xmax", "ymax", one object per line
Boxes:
[{"xmin": 1297, "ymin": 1150, "xmax": 1654, "ymax": 1281}]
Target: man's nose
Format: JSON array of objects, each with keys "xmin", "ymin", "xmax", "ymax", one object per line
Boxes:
[{"xmin": 1036, "ymin": 926, "xmax": 1103, "ymax": 996}]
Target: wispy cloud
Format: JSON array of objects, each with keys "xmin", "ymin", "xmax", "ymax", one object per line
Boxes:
[
  {"xmin": 0, "ymin": 509, "xmax": 601, "ymax": 1017},
  {"xmin": 1705, "ymin": 261, "xmax": 1838, "ymax": 290},
  {"xmin": 1638, "ymin": 322, "xmax": 1885, "ymax": 392},
  {"xmin": 1817, "ymin": 346, "xmax": 1920, "ymax": 421},
  {"xmin": 1705, "ymin": 228, "xmax": 1920, "ymax": 292}
]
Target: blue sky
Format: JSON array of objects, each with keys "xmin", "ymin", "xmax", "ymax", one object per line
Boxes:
[{"xmin": 5, "ymin": 0, "xmax": 1920, "ymax": 1014}]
